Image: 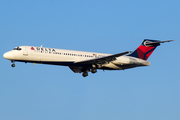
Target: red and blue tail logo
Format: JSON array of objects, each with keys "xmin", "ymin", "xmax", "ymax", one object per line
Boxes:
[{"xmin": 128, "ymin": 39, "xmax": 161, "ymax": 60}]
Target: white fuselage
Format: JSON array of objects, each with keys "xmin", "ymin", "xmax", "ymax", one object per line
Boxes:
[{"xmin": 3, "ymin": 46, "xmax": 150, "ymax": 70}]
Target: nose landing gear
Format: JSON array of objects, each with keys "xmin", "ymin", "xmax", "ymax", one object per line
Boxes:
[
  {"xmin": 11, "ymin": 64, "xmax": 15, "ymax": 67},
  {"xmin": 11, "ymin": 60, "xmax": 15, "ymax": 67}
]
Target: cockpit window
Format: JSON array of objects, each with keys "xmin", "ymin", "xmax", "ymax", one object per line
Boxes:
[{"xmin": 13, "ymin": 47, "xmax": 22, "ymax": 50}]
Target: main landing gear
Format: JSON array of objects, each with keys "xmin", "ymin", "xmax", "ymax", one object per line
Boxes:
[
  {"xmin": 82, "ymin": 68, "xmax": 97, "ymax": 77},
  {"xmin": 11, "ymin": 60, "xmax": 15, "ymax": 67},
  {"xmin": 91, "ymin": 68, "xmax": 97, "ymax": 73},
  {"xmin": 82, "ymin": 72, "xmax": 88, "ymax": 77}
]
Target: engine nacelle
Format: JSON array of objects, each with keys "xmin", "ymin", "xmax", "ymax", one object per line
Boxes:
[
  {"xmin": 129, "ymin": 58, "xmax": 138, "ymax": 64},
  {"xmin": 112, "ymin": 56, "xmax": 138, "ymax": 65}
]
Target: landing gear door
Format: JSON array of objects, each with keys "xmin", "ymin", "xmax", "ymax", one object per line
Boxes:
[{"xmin": 23, "ymin": 47, "xmax": 28, "ymax": 56}]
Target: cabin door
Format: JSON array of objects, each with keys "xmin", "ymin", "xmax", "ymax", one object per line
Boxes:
[{"xmin": 23, "ymin": 47, "xmax": 28, "ymax": 56}]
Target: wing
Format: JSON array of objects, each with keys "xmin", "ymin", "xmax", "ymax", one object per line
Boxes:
[{"xmin": 74, "ymin": 51, "xmax": 131, "ymax": 65}]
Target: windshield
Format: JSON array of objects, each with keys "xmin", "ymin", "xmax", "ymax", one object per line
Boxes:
[{"xmin": 13, "ymin": 47, "xmax": 22, "ymax": 50}]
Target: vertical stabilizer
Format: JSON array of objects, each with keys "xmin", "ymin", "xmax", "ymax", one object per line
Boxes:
[{"xmin": 128, "ymin": 39, "xmax": 161, "ymax": 60}]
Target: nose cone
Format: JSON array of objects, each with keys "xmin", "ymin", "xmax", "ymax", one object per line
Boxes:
[{"xmin": 3, "ymin": 52, "xmax": 14, "ymax": 60}]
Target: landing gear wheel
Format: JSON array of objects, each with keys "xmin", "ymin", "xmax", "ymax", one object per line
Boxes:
[
  {"xmin": 11, "ymin": 64, "xmax": 15, "ymax": 67},
  {"xmin": 91, "ymin": 68, "xmax": 97, "ymax": 73},
  {"xmin": 82, "ymin": 72, "xmax": 88, "ymax": 77}
]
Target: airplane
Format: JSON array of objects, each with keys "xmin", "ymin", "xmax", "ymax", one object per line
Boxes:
[{"xmin": 3, "ymin": 39, "xmax": 174, "ymax": 77}]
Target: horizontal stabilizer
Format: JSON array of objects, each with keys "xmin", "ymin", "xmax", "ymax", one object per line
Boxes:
[{"xmin": 145, "ymin": 40, "xmax": 174, "ymax": 45}]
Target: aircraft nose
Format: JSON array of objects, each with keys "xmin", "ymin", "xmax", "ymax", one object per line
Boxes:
[{"xmin": 3, "ymin": 52, "xmax": 14, "ymax": 59}]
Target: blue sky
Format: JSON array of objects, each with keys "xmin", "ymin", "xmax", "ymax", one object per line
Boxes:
[{"xmin": 0, "ymin": 0, "xmax": 179, "ymax": 120}]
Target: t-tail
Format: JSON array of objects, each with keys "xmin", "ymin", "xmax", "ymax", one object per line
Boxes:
[{"xmin": 128, "ymin": 39, "xmax": 174, "ymax": 60}]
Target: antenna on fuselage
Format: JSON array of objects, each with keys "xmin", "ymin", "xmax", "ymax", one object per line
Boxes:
[{"xmin": 40, "ymin": 45, "xmax": 43, "ymax": 47}]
